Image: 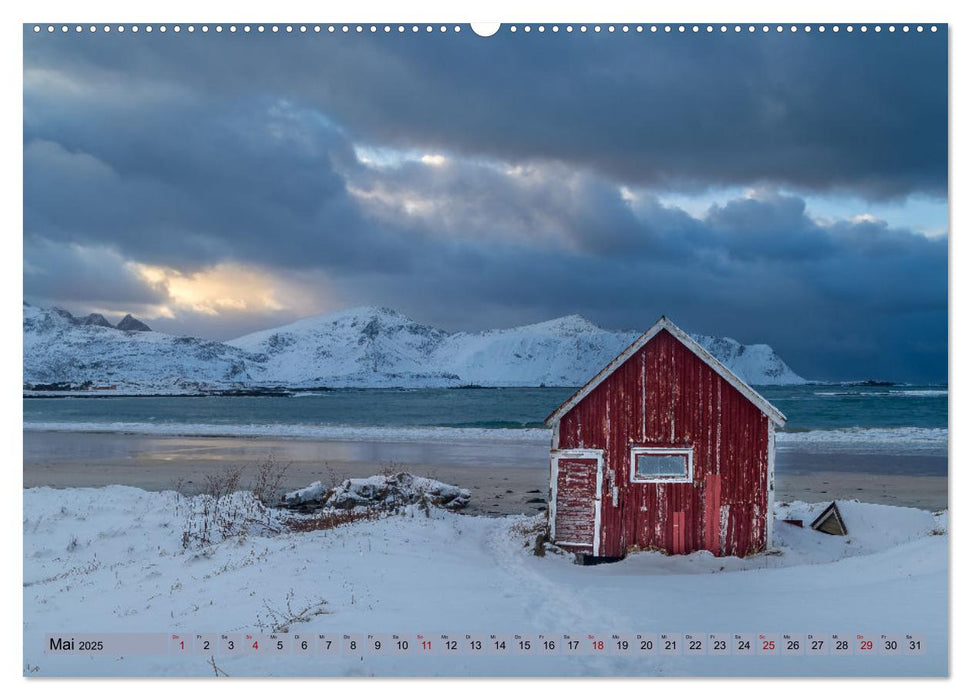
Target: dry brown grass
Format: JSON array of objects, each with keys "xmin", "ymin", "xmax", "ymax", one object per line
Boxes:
[{"xmin": 285, "ymin": 508, "xmax": 382, "ymax": 533}]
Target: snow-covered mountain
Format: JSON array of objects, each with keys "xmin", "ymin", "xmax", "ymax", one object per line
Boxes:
[
  {"xmin": 230, "ymin": 306, "xmax": 806, "ymax": 388},
  {"xmin": 23, "ymin": 304, "xmax": 259, "ymax": 392},
  {"xmin": 23, "ymin": 303, "xmax": 806, "ymax": 393}
]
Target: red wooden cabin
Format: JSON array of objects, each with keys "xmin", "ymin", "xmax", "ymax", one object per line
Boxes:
[{"xmin": 545, "ymin": 317, "xmax": 786, "ymax": 559}]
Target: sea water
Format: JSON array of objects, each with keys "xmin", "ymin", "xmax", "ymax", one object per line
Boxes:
[{"xmin": 23, "ymin": 384, "xmax": 946, "ymax": 454}]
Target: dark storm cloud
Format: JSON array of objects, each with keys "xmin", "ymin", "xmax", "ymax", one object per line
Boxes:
[
  {"xmin": 24, "ymin": 27, "xmax": 946, "ymax": 198},
  {"xmin": 23, "ymin": 96, "xmax": 408, "ymax": 271},
  {"xmin": 325, "ymin": 187, "xmax": 946, "ymax": 382},
  {"xmin": 23, "ymin": 235, "xmax": 167, "ymax": 308},
  {"xmin": 21, "ymin": 28, "xmax": 947, "ymax": 381}
]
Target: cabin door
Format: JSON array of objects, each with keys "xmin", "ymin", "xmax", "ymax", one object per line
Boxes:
[{"xmin": 550, "ymin": 449, "xmax": 604, "ymax": 556}]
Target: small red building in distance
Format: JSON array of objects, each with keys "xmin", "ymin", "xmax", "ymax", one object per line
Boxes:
[{"xmin": 545, "ymin": 317, "xmax": 787, "ymax": 559}]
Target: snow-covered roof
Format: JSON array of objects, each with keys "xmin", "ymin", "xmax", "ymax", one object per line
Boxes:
[{"xmin": 545, "ymin": 316, "xmax": 787, "ymax": 428}]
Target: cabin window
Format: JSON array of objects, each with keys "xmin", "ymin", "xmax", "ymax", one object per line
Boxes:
[{"xmin": 630, "ymin": 447, "xmax": 693, "ymax": 483}]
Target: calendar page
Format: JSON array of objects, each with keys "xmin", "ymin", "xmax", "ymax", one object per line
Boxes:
[{"xmin": 21, "ymin": 16, "xmax": 948, "ymax": 679}]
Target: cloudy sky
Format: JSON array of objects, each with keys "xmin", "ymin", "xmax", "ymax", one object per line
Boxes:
[{"xmin": 23, "ymin": 26, "xmax": 947, "ymax": 382}]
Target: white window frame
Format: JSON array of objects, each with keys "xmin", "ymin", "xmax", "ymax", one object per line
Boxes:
[{"xmin": 630, "ymin": 446, "xmax": 694, "ymax": 484}]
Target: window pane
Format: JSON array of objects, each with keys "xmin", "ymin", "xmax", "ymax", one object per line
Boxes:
[{"xmin": 635, "ymin": 454, "xmax": 687, "ymax": 478}]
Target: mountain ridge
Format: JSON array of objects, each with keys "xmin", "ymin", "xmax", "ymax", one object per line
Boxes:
[{"xmin": 24, "ymin": 303, "xmax": 807, "ymax": 392}]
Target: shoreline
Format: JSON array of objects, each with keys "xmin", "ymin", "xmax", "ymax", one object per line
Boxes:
[{"xmin": 23, "ymin": 430, "xmax": 948, "ymax": 514}]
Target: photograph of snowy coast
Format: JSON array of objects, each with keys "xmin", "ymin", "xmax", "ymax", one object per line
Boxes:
[{"xmin": 22, "ymin": 22, "xmax": 947, "ymax": 678}]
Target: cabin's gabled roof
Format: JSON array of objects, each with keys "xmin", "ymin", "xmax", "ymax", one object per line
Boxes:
[{"xmin": 545, "ymin": 316, "xmax": 787, "ymax": 428}]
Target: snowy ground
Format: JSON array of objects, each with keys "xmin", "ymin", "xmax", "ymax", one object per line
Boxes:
[{"xmin": 23, "ymin": 487, "xmax": 947, "ymax": 677}]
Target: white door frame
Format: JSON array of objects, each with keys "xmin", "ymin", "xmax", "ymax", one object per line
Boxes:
[{"xmin": 550, "ymin": 448, "xmax": 605, "ymax": 556}]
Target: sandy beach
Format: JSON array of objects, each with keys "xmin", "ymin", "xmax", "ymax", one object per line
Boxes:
[{"xmin": 22, "ymin": 430, "xmax": 948, "ymax": 514}]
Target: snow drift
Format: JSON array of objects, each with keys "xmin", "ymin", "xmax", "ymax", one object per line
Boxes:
[{"xmin": 23, "ymin": 486, "xmax": 946, "ymax": 676}]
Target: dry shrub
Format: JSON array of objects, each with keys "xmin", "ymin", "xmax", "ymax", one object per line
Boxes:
[
  {"xmin": 251, "ymin": 456, "xmax": 291, "ymax": 506},
  {"xmin": 177, "ymin": 463, "xmax": 286, "ymax": 550},
  {"xmin": 257, "ymin": 589, "xmax": 330, "ymax": 633},
  {"xmin": 203, "ymin": 465, "xmax": 243, "ymax": 499}
]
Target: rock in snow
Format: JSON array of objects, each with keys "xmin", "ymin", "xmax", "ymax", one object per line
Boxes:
[
  {"xmin": 116, "ymin": 313, "xmax": 152, "ymax": 332},
  {"xmin": 282, "ymin": 473, "xmax": 472, "ymax": 511},
  {"xmin": 23, "ymin": 303, "xmax": 806, "ymax": 392},
  {"xmin": 79, "ymin": 313, "xmax": 114, "ymax": 328}
]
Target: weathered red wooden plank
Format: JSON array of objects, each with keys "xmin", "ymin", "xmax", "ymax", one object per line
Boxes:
[{"xmin": 704, "ymin": 473, "xmax": 721, "ymax": 554}]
